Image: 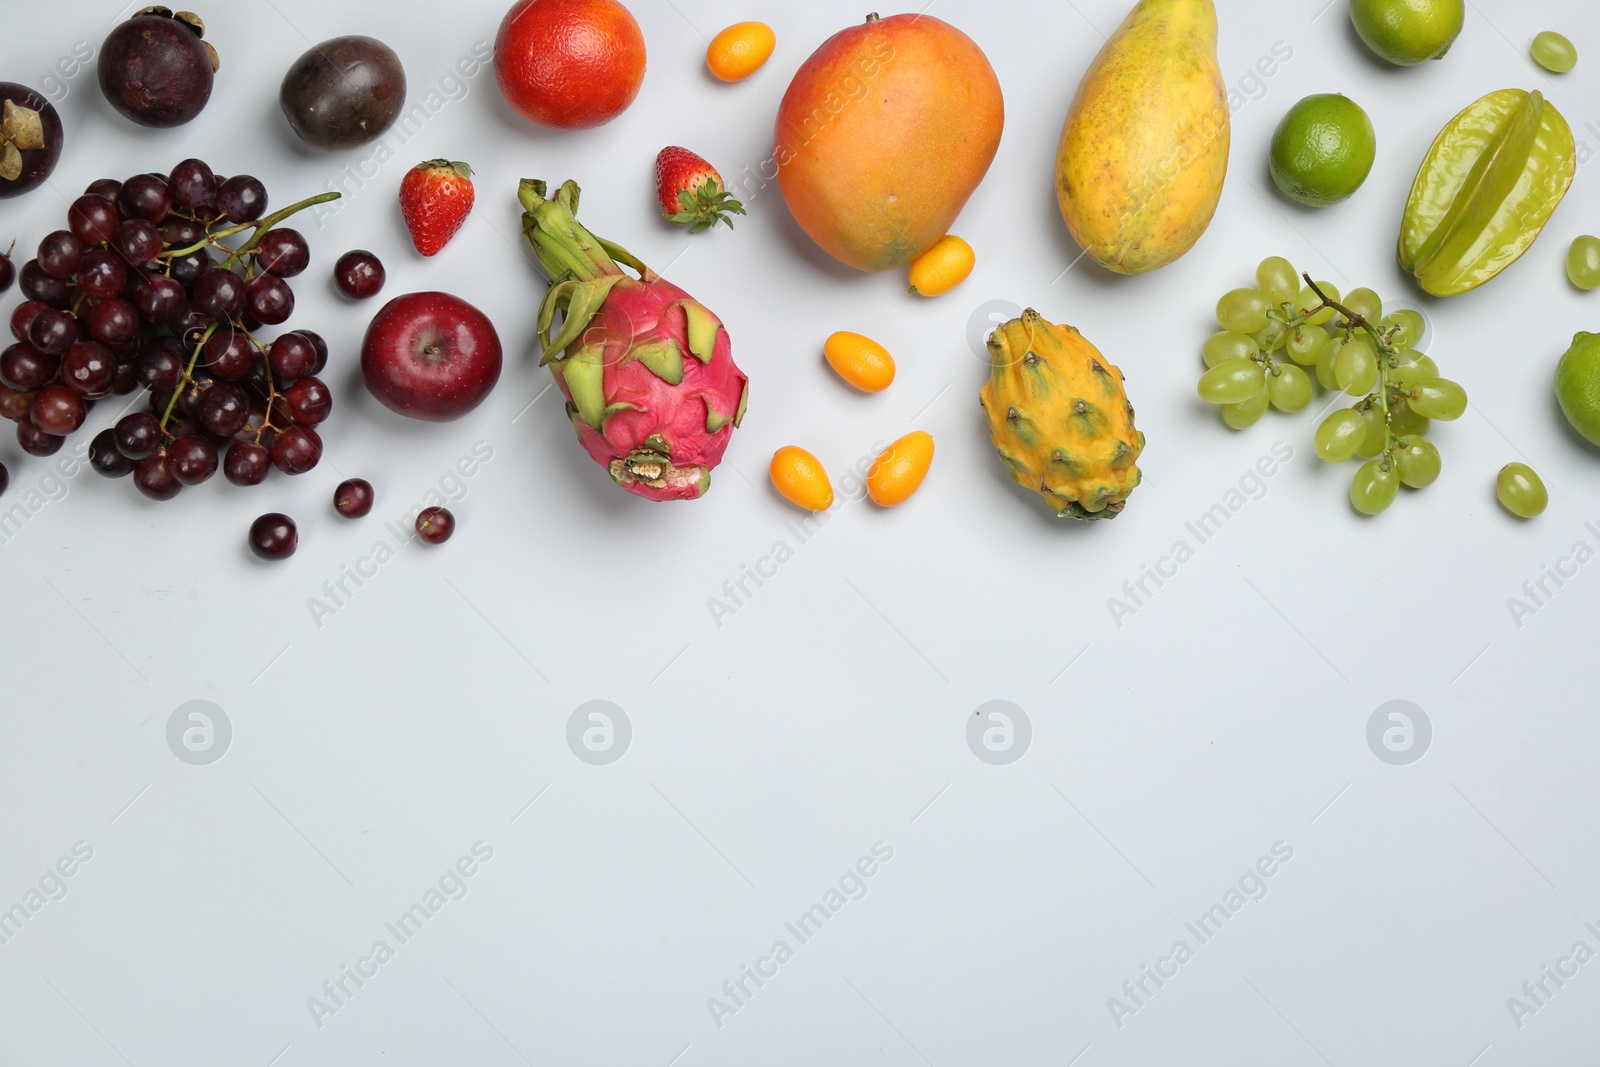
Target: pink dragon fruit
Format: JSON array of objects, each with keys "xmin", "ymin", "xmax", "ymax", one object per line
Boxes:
[{"xmin": 519, "ymin": 179, "xmax": 749, "ymax": 501}]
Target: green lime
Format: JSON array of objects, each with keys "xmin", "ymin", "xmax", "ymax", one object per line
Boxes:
[
  {"xmin": 1555, "ymin": 332, "xmax": 1600, "ymax": 446},
  {"xmin": 1349, "ymin": 0, "xmax": 1465, "ymax": 65},
  {"xmin": 1269, "ymin": 94, "xmax": 1377, "ymax": 207}
]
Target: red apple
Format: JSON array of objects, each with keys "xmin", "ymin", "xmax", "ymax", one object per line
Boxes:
[{"xmin": 360, "ymin": 291, "xmax": 501, "ymax": 421}]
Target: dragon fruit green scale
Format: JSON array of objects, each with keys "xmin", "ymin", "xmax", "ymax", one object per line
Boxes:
[{"xmin": 519, "ymin": 179, "xmax": 749, "ymax": 501}]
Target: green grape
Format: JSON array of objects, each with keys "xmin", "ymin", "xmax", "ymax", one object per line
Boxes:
[
  {"xmin": 1217, "ymin": 288, "xmax": 1269, "ymax": 333},
  {"xmin": 1315, "ymin": 342, "xmax": 1340, "ymax": 391},
  {"xmin": 1266, "ymin": 364, "xmax": 1312, "ymax": 412},
  {"xmin": 1295, "ymin": 282, "xmax": 1340, "ymax": 326},
  {"xmin": 1390, "ymin": 349, "xmax": 1438, "ymax": 385},
  {"xmin": 1531, "ymin": 30, "xmax": 1577, "ymax": 74},
  {"xmin": 1286, "ymin": 324, "xmax": 1328, "ymax": 365},
  {"xmin": 1203, "ymin": 330, "xmax": 1259, "ymax": 368},
  {"xmin": 1222, "ymin": 387, "xmax": 1270, "ymax": 429},
  {"xmin": 1356, "ymin": 404, "xmax": 1388, "ymax": 458},
  {"xmin": 1380, "ymin": 309, "xmax": 1425, "ymax": 348},
  {"xmin": 1334, "ymin": 339, "xmax": 1378, "ymax": 396},
  {"xmin": 1342, "ymin": 287, "xmax": 1383, "ymax": 325},
  {"xmin": 1388, "ymin": 402, "xmax": 1430, "ymax": 438},
  {"xmin": 1567, "ymin": 236, "xmax": 1600, "ymax": 290},
  {"xmin": 1314, "ymin": 409, "xmax": 1367, "ymax": 462},
  {"xmin": 1407, "ymin": 377, "xmax": 1467, "ymax": 420},
  {"xmin": 1198, "ymin": 359, "xmax": 1266, "ymax": 404},
  {"xmin": 1350, "ymin": 459, "xmax": 1399, "ymax": 515},
  {"xmin": 1256, "ymin": 256, "xmax": 1300, "ymax": 306},
  {"xmin": 1496, "ymin": 462, "xmax": 1549, "ymax": 517},
  {"xmin": 1254, "ymin": 319, "xmax": 1289, "ymax": 352},
  {"xmin": 1395, "ymin": 435, "xmax": 1441, "ymax": 488}
]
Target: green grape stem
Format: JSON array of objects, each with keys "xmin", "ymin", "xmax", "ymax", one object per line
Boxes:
[
  {"xmin": 159, "ymin": 191, "xmax": 342, "ymax": 260},
  {"xmin": 1301, "ymin": 274, "xmax": 1398, "ymax": 462},
  {"xmin": 159, "ymin": 321, "xmax": 220, "ymax": 433}
]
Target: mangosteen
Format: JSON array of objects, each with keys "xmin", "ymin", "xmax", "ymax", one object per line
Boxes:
[
  {"xmin": 279, "ymin": 36, "xmax": 406, "ymax": 151},
  {"xmin": 0, "ymin": 84, "xmax": 64, "ymax": 199},
  {"xmin": 98, "ymin": 7, "xmax": 218, "ymax": 128}
]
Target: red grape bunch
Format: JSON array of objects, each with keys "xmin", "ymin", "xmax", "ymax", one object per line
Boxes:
[{"xmin": 0, "ymin": 160, "xmax": 340, "ymax": 500}]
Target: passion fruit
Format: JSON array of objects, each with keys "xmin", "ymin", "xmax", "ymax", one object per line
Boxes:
[
  {"xmin": 279, "ymin": 36, "xmax": 407, "ymax": 151},
  {"xmin": 98, "ymin": 7, "xmax": 218, "ymax": 128},
  {"xmin": 0, "ymin": 83, "xmax": 64, "ymax": 199}
]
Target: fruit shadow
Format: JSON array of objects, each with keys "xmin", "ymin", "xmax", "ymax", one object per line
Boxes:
[
  {"xmin": 975, "ymin": 423, "xmax": 1113, "ymax": 534},
  {"xmin": 765, "ymin": 199, "xmax": 872, "ymax": 284}
]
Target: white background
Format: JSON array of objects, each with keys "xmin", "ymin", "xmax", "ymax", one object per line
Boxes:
[{"xmin": 2, "ymin": 0, "xmax": 1598, "ymax": 1063}]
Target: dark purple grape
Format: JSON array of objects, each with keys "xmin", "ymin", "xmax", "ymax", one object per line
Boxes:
[
  {"xmin": 168, "ymin": 434, "xmax": 218, "ymax": 485},
  {"xmin": 159, "ymin": 217, "xmax": 206, "ymax": 249},
  {"xmin": 84, "ymin": 178, "xmax": 121, "ymax": 199},
  {"xmin": 206, "ymin": 329, "xmax": 254, "ymax": 380},
  {"xmin": 246, "ymin": 274, "xmax": 294, "ymax": 325},
  {"xmin": 196, "ymin": 382, "xmax": 249, "ymax": 436},
  {"xmin": 133, "ymin": 453, "xmax": 181, "ymax": 500},
  {"xmin": 194, "ymin": 267, "xmax": 245, "ymax": 322},
  {"xmin": 87, "ymin": 299, "xmax": 139, "ymax": 344},
  {"xmin": 169, "ymin": 251, "xmax": 209, "ymax": 288},
  {"xmin": 135, "ymin": 343, "xmax": 184, "ymax": 393},
  {"xmin": 134, "ymin": 275, "xmax": 186, "ymax": 323},
  {"xmin": 224, "ymin": 441, "xmax": 271, "ymax": 485},
  {"xmin": 30, "ymin": 384, "xmax": 86, "ymax": 435},
  {"xmin": 19, "ymin": 260, "xmax": 71, "ymax": 307},
  {"xmin": 11, "ymin": 301, "xmax": 44, "ymax": 342},
  {"xmin": 113, "ymin": 219, "xmax": 162, "ymax": 265},
  {"xmin": 334, "ymin": 478, "xmax": 374, "ymax": 518},
  {"xmin": 0, "ymin": 342, "xmax": 55, "ymax": 391},
  {"xmin": 28, "ymin": 308, "xmax": 78, "ymax": 356},
  {"xmin": 174, "ymin": 378, "xmax": 206, "ymax": 420},
  {"xmin": 248, "ymin": 513, "xmax": 297, "ymax": 560},
  {"xmin": 114, "ymin": 411, "xmax": 163, "ymax": 459},
  {"xmin": 169, "ymin": 158, "xmax": 217, "ymax": 212},
  {"xmin": 216, "ymin": 176, "xmax": 266, "ymax": 223},
  {"xmin": 68, "ymin": 195, "xmax": 121, "ymax": 246},
  {"xmin": 334, "ymin": 249, "xmax": 385, "ymax": 299},
  {"xmin": 267, "ymin": 332, "xmax": 317, "ymax": 379},
  {"xmin": 111, "ymin": 361, "xmax": 138, "ymax": 395},
  {"xmin": 416, "ymin": 507, "xmax": 455, "ymax": 545},
  {"xmin": 0, "ymin": 384, "xmax": 34, "ymax": 421},
  {"xmin": 37, "ymin": 230, "xmax": 86, "ymax": 279},
  {"xmin": 77, "ymin": 249, "xmax": 128, "ymax": 300},
  {"xmin": 282, "ymin": 376, "xmax": 331, "ymax": 425},
  {"xmin": 17, "ymin": 419, "xmax": 63, "ymax": 457},
  {"xmin": 61, "ymin": 342, "xmax": 116, "ymax": 398},
  {"xmin": 117, "ymin": 174, "xmax": 173, "ymax": 222},
  {"xmin": 297, "ymin": 329, "xmax": 329, "ymax": 374},
  {"xmin": 257, "ymin": 229, "xmax": 309, "ymax": 277},
  {"xmin": 172, "ymin": 306, "xmax": 210, "ymax": 347},
  {"xmin": 270, "ymin": 425, "xmax": 322, "ymax": 474},
  {"xmin": 89, "ymin": 428, "xmax": 135, "ymax": 477}
]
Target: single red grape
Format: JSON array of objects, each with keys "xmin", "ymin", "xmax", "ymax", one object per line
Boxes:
[
  {"xmin": 114, "ymin": 412, "xmax": 163, "ymax": 459},
  {"xmin": 223, "ymin": 441, "xmax": 271, "ymax": 485},
  {"xmin": 17, "ymin": 419, "xmax": 63, "ymax": 457},
  {"xmin": 133, "ymin": 453, "xmax": 181, "ymax": 500},
  {"xmin": 334, "ymin": 249, "xmax": 386, "ymax": 299},
  {"xmin": 257, "ymin": 228, "xmax": 309, "ymax": 277},
  {"xmin": 168, "ymin": 434, "xmax": 218, "ymax": 485},
  {"xmin": 334, "ymin": 478, "xmax": 374, "ymax": 518},
  {"xmin": 416, "ymin": 507, "xmax": 455, "ymax": 545},
  {"xmin": 270, "ymin": 425, "xmax": 322, "ymax": 474},
  {"xmin": 89, "ymin": 428, "xmax": 135, "ymax": 477},
  {"xmin": 248, "ymin": 513, "xmax": 297, "ymax": 560},
  {"xmin": 31, "ymin": 384, "xmax": 87, "ymax": 435},
  {"xmin": 283, "ymin": 376, "xmax": 331, "ymax": 424}
]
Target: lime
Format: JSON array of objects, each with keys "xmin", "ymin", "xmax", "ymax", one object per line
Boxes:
[
  {"xmin": 1555, "ymin": 332, "xmax": 1600, "ymax": 446},
  {"xmin": 1269, "ymin": 94, "xmax": 1377, "ymax": 207},
  {"xmin": 1349, "ymin": 0, "xmax": 1465, "ymax": 65}
]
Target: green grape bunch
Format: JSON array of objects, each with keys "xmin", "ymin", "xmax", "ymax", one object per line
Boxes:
[{"xmin": 1197, "ymin": 256, "xmax": 1468, "ymax": 515}]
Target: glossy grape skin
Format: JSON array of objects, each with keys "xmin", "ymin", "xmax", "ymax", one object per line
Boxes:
[
  {"xmin": 1198, "ymin": 360, "xmax": 1266, "ymax": 405},
  {"xmin": 1341, "ymin": 287, "xmax": 1383, "ymax": 325},
  {"xmin": 217, "ymin": 176, "xmax": 267, "ymax": 223},
  {"xmin": 1315, "ymin": 409, "xmax": 1366, "ymax": 462},
  {"xmin": 1355, "ymin": 404, "xmax": 1388, "ymax": 459},
  {"xmin": 1567, "ymin": 236, "xmax": 1600, "ymax": 290},
  {"xmin": 1266, "ymin": 364, "xmax": 1312, "ymax": 412},
  {"xmin": 1496, "ymin": 463, "xmax": 1548, "ymax": 517},
  {"xmin": 1314, "ymin": 342, "xmax": 1340, "ymax": 391},
  {"xmin": 245, "ymin": 273, "xmax": 295, "ymax": 325},
  {"xmin": 1394, "ymin": 435, "xmax": 1440, "ymax": 488},
  {"xmin": 334, "ymin": 250, "xmax": 385, "ymax": 299},
  {"xmin": 1531, "ymin": 31, "xmax": 1577, "ymax": 73},
  {"xmin": 299, "ymin": 330, "xmax": 329, "ymax": 374},
  {"xmin": 19, "ymin": 260, "xmax": 71, "ymax": 307},
  {"xmin": 249, "ymin": 513, "xmax": 298, "ymax": 560},
  {"xmin": 1407, "ymin": 377, "xmax": 1467, "ymax": 421},
  {"xmin": 1216, "ymin": 288, "xmax": 1269, "ymax": 333},
  {"xmin": 1255, "ymin": 256, "xmax": 1299, "ymax": 307},
  {"xmin": 61, "ymin": 341, "xmax": 116, "ymax": 398},
  {"xmin": 334, "ymin": 478, "xmax": 375, "ymax": 518},
  {"xmin": 29, "ymin": 385, "xmax": 85, "ymax": 436},
  {"xmin": 1221, "ymin": 387, "xmax": 1270, "ymax": 429},
  {"xmin": 37, "ymin": 230, "xmax": 85, "ymax": 279},
  {"xmin": 133, "ymin": 454, "xmax": 181, "ymax": 500},
  {"xmin": 113, "ymin": 219, "xmax": 162, "ymax": 265},
  {"xmin": 1380, "ymin": 310, "xmax": 1424, "ymax": 349},
  {"xmin": 224, "ymin": 442, "xmax": 271, "ymax": 486},
  {"xmin": 114, "ymin": 412, "xmax": 163, "ymax": 460},
  {"xmin": 134, "ymin": 275, "xmax": 186, "ymax": 323},
  {"xmin": 267, "ymin": 333, "xmax": 318, "ymax": 380},
  {"xmin": 68, "ymin": 195, "xmax": 120, "ymax": 246},
  {"xmin": 1334, "ymin": 339, "xmax": 1378, "ymax": 396},
  {"xmin": 117, "ymin": 174, "xmax": 172, "ymax": 222},
  {"xmin": 0, "ymin": 385, "xmax": 33, "ymax": 421},
  {"xmin": 1350, "ymin": 459, "xmax": 1399, "ymax": 515},
  {"xmin": 1285, "ymin": 324, "xmax": 1327, "ymax": 366},
  {"xmin": 205, "ymin": 329, "xmax": 255, "ymax": 380},
  {"xmin": 270, "ymin": 425, "xmax": 322, "ymax": 474},
  {"xmin": 135, "ymin": 343, "xmax": 184, "ymax": 393},
  {"xmin": 87, "ymin": 299, "xmax": 139, "ymax": 344},
  {"xmin": 196, "ymin": 383, "xmax": 250, "ymax": 437},
  {"xmin": 1, "ymin": 342, "xmax": 56, "ymax": 391},
  {"xmin": 194, "ymin": 268, "xmax": 246, "ymax": 322},
  {"xmin": 416, "ymin": 507, "xmax": 455, "ymax": 545},
  {"xmin": 283, "ymin": 377, "xmax": 331, "ymax": 424},
  {"xmin": 85, "ymin": 428, "xmax": 131, "ymax": 477},
  {"xmin": 77, "ymin": 249, "xmax": 128, "ymax": 301},
  {"xmin": 256, "ymin": 228, "xmax": 309, "ymax": 277},
  {"xmin": 168, "ymin": 434, "xmax": 219, "ymax": 485},
  {"xmin": 1202, "ymin": 331, "xmax": 1258, "ymax": 368},
  {"xmin": 168, "ymin": 158, "xmax": 217, "ymax": 212}
]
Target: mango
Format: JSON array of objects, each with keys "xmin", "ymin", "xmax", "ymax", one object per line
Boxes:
[
  {"xmin": 1055, "ymin": 0, "xmax": 1229, "ymax": 275},
  {"xmin": 774, "ymin": 13, "xmax": 1003, "ymax": 272}
]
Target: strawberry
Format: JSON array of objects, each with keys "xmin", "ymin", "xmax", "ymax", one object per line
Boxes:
[
  {"xmin": 654, "ymin": 147, "xmax": 745, "ymax": 233},
  {"xmin": 399, "ymin": 159, "xmax": 474, "ymax": 257}
]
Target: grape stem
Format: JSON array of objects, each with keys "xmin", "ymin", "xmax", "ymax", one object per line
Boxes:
[
  {"xmin": 158, "ymin": 191, "xmax": 341, "ymax": 260},
  {"xmin": 1300, "ymin": 274, "xmax": 1398, "ymax": 460},
  {"xmin": 160, "ymin": 321, "xmax": 219, "ymax": 433}
]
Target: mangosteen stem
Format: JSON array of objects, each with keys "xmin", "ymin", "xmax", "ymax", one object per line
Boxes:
[{"xmin": 160, "ymin": 191, "xmax": 341, "ymax": 259}]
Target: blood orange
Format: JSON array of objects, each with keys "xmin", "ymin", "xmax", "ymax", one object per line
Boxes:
[{"xmin": 493, "ymin": 0, "xmax": 646, "ymax": 130}]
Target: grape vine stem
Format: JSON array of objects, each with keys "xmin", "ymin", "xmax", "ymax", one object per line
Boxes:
[
  {"xmin": 1301, "ymin": 274, "xmax": 1398, "ymax": 459},
  {"xmin": 158, "ymin": 191, "xmax": 341, "ymax": 260}
]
